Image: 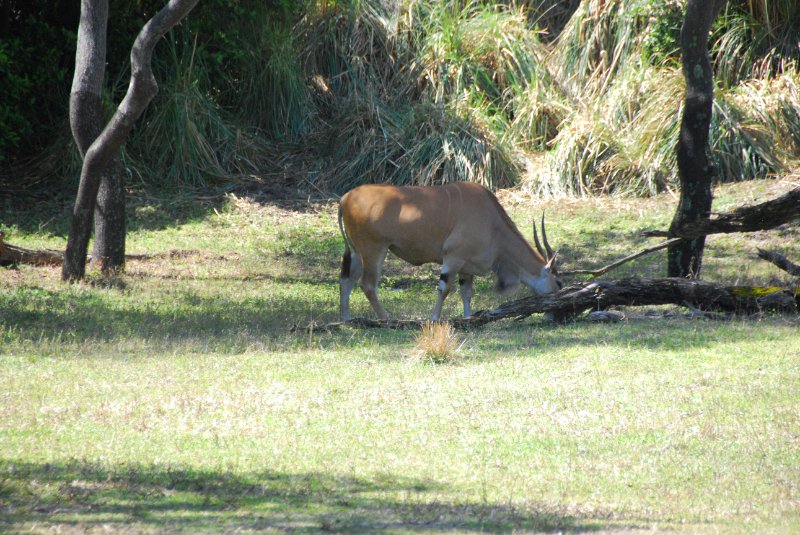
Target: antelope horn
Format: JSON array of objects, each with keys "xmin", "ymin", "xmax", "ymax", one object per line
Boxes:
[
  {"xmin": 541, "ymin": 213, "xmax": 554, "ymax": 261},
  {"xmin": 533, "ymin": 220, "xmax": 546, "ymax": 259}
]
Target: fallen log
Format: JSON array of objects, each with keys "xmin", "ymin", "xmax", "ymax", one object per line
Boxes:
[
  {"xmin": 462, "ymin": 277, "xmax": 798, "ymax": 326},
  {"xmin": 0, "ymin": 231, "xmax": 161, "ymax": 268},
  {"xmin": 0, "ymin": 232, "xmax": 64, "ymax": 266},
  {"xmin": 303, "ymin": 277, "xmax": 798, "ymax": 331}
]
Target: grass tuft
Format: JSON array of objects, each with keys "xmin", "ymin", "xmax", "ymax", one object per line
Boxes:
[{"xmin": 410, "ymin": 321, "xmax": 464, "ymax": 364}]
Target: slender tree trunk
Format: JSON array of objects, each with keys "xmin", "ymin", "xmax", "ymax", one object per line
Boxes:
[
  {"xmin": 64, "ymin": 0, "xmax": 110, "ymax": 280},
  {"xmin": 66, "ymin": 0, "xmax": 126, "ymax": 274},
  {"xmin": 92, "ymin": 159, "xmax": 127, "ymax": 271},
  {"xmin": 62, "ymin": 0, "xmax": 200, "ymax": 281},
  {"xmin": 667, "ymin": 0, "xmax": 727, "ymax": 277}
]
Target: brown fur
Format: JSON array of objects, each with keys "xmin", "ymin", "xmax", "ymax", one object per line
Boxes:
[{"xmin": 338, "ymin": 182, "xmax": 559, "ymax": 320}]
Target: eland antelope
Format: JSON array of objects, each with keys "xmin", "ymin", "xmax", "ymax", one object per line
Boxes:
[{"xmin": 337, "ymin": 182, "xmax": 561, "ymax": 321}]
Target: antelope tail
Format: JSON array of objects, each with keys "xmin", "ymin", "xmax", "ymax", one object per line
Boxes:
[{"xmin": 338, "ymin": 202, "xmax": 353, "ymax": 279}]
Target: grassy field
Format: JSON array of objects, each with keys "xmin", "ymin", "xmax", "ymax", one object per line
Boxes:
[{"xmin": 1, "ymin": 179, "xmax": 799, "ymax": 533}]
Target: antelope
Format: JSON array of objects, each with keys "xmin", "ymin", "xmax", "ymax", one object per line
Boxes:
[{"xmin": 337, "ymin": 182, "xmax": 561, "ymax": 321}]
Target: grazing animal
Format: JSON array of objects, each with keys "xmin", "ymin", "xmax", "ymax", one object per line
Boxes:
[{"xmin": 338, "ymin": 182, "xmax": 561, "ymax": 321}]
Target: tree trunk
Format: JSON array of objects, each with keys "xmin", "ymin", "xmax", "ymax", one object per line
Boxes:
[
  {"xmin": 91, "ymin": 158, "xmax": 127, "ymax": 272},
  {"xmin": 67, "ymin": 0, "xmax": 126, "ymax": 274},
  {"xmin": 63, "ymin": 0, "xmax": 109, "ymax": 281},
  {"xmin": 667, "ymin": 0, "xmax": 727, "ymax": 278},
  {"xmin": 62, "ymin": 0, "xmax": 200, "ymax": 281}
]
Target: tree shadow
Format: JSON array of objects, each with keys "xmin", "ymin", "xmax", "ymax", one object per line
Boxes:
[
  {"xmin": 0, "ymin": 459, "xmax": 642, "ymax": 533},
  {"xmin": 470, "ymin": 316, "xmax": 743, "ymax": 355},
  {"xmin": 1, "ymin": 189, "xmax": 223, "ymax": 240},
  {"xmin": 1, "ymin": 265, "xmax": 758, "ymax": 354},
  {"xmin": 1, "ymin": 185, "xmax": 330, "ymax": 241},
  {"xmin": 0, "ymin": 281, "xmax": 340, "ymax": 347}
]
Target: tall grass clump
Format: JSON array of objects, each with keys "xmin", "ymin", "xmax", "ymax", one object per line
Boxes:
[
  {"xmin": 240, "ymin": 26, "xmax": 311, "ymax": 141},
  {"xmin": 124, "ymin": 35, "xmax": 273, "ymax": 187},
  {"xmin": 712, "ymin": 94, "xmax": 786, "ymax": 182},
  {"xmin": 550, "ymin": 0, "xmax": 647, "ymax": 101},
  {"xmin": 522, "ymin": 0, "xmax": 799, "ymax": 196},
  {"xmin": 298, "ymin": 0, "xmax": 543, "ymax": 192},
  {"xmin": 712, "ymin": 0, "xmax": 800, "ymax": 88},
  {"xmin": 270, "ymin": 0, "xmax": 800, "ymax": 194},
  {"xmin": 12, "ymin": 0, "xmax": 798, "ymax": 195}
]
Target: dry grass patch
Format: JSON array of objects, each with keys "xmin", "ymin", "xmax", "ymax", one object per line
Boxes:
[{"xmin": 410, "ymin": 321, "xmax": 465, "ymax": 364}]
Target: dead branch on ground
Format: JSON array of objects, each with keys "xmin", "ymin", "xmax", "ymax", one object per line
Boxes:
[
  {"xmin": 0, "ymin": 232, "xmax": 63, "ymax": 266},
  {"xmin": 301, "ymin": 277, "xmax": 798, "ymax": 332},
  {"xmin": 0, "ymin": 232, "xmax": 157, "ymax": 268}
]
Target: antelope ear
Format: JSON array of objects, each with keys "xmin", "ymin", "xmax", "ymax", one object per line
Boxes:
[{"xmin": 546, "ymin": 252, "xmax": 559, "ymax": 270}]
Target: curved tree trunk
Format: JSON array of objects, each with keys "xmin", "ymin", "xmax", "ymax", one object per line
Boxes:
[
  {"xmin": 62, "ymin": 0, "xmax": 200, "ymax": 281},
  {"xmin": 667, "ymin": 0, "xmax": 728, "ymax": 277}
]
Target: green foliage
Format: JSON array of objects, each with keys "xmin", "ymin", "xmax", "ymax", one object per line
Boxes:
[
  {"xmin": 639, "ymin": 0, "xmax": 683, "ymax": 66},
  {"xmin": 0, "ymin": 15, "xmax": 75, "ymax": 168},
  {"xmin": 712, "ymin": 0, "xmax": 800, "ymax": 88},
  {"xmin": 1, "ymin": 0, "xmax": 799, "ymax": 194},
  {"xmin": 0, "ymin": 40, "xmax": 31, "ymax": 163}
]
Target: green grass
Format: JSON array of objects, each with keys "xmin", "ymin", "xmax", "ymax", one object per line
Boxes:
[{"xmin": 2, "ymin": 180, "xmax": 800, "ymax": 533}]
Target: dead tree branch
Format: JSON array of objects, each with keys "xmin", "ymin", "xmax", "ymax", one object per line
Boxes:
[
  {"xmin": 461, "ymin": 278, "xmax": 798, "ymax": 325},
  {"xmin": 563, "ymin": 238, "xmax": 683, "ymax": 279},
  {"xmin": 0, "ymin": 232, "xmax": 159, "ymax": 267},
  {"xmin": 645, "ymin": 185, "xmax": 800, "ymax": 239},
  {"xmin": 302, "ymin": 278, "xmax": 798, "ymax": 332},
  {"xmin": 757, "ymin": 248, "xmax": 800, "ymax": 277},
  {"xmin": 0, "ymin": 233, "xmax": 64, "ymax": 266}
]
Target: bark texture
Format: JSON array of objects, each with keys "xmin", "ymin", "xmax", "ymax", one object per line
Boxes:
[
  {"xmin": 62, "ymin": 0, "xmax": 200, "ymax": 281},
  {"xmin": 668, "ymin": 0, "xmax": 727, "ymax": 277},
  {"xmin": 91, "ymin": 157, "xmax": 127, "ymax": 272}
]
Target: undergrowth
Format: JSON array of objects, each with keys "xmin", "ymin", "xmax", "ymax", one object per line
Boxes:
[{"xmin": 5, "ymin": 0, "xmax": 799, "ymax": 195}]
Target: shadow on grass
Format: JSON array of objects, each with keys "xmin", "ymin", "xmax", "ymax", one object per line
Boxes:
[
  {"xmin": 0, "ymin": 283, "xmax": 339, "ymax": 347},
  {"xmin": 0, "ymin": 459, "xmax": 626, "ymax": 533},
  {"xmin": 1, "ymin": 186, "xmax": 328, "ymax": 241},
  {"xmin": 1, "ymin": 189, "xmax": 228, "ymax": 241},
  {"xmin": 1, "ymin": 274, "xmax": 759, "ymax": 354}
]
